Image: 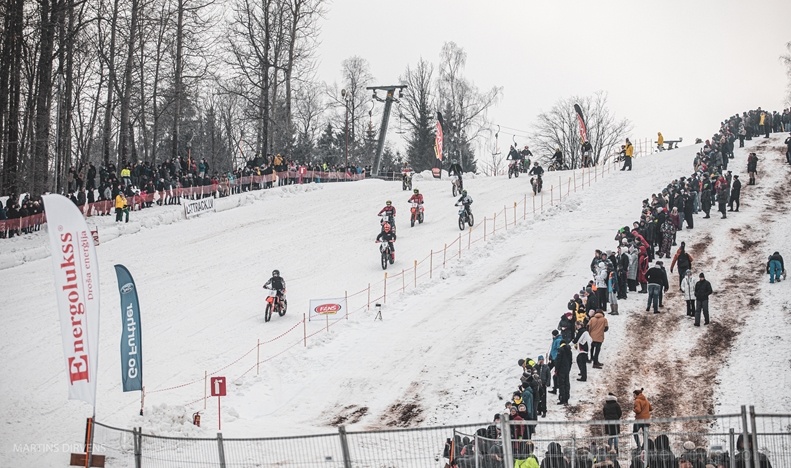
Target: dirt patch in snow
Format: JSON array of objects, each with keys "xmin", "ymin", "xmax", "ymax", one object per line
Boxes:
[
  {"xmin": 328, "ymin": 405, "xmax": 369, "ymax": 426},
  {"xmin": 380, "ymin": 381, "xmax": 426, "ymax": 428},
  {"xmin": 576, "ymin": 144, "xmax": 789, "ymax": 436}
]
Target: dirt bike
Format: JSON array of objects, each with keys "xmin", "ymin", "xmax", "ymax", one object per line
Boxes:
[
  {"xmin": 456, "ymin": 204, "xmax": 474, "ymax": 230},
  {"xmin": 451, "ymin": 176, "xmax": 463, "ymax": 197},
  {"xmin": 508, "ymin": 161, "xmax": 521, "ymax": 179},
  {"xmin": 402, "ymin": 172, "xmax": 412, "ymax": 191},
  {"xmin": 264, "ymin": 288, "xmax": 287, "ymax": 322},
  {"xmin": 410, "ymin": 202, "xmax": 424, "ymax": 227},
  {"xmin": 377, "ymin": 241, "xmax": 395, "ymax": 270},
  {"xmin": 531, "ymin": 175, "xmax": 543, "ymax": 195}
]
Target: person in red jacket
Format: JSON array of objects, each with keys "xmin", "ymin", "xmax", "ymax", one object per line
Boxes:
[
  {"xmin": 377, "ymin": 200, "xmax": 396, "ymax": 229},
  {"xmin": 407, "ymin": 188, "xmax": 423, "ymax": 205}
]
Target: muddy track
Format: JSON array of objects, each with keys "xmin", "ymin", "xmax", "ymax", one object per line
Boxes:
[{"xmin": 575, "ymin": 145, "xmax": 790, "ymax": 437}]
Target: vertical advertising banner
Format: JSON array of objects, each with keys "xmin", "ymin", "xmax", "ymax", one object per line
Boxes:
[
  {"xmin": 114, "ymin": 265, "xmax": 143, "ymax": 392},
  {"xmin": 43, "ymin": 194, "xmax": 102, "ymax": 405},
  {"xmin": 432, "ymin": 112, "xmax": 445, "ymax": 179}
]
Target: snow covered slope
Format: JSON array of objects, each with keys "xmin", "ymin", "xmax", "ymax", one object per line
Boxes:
[{"xmin": 1, "ymin": 136, "xmax": 790, "ymax": 466}]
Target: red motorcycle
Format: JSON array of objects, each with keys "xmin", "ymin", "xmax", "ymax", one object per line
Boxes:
[
  {"xmin": 410, "ymin": 202, "xmax": 425, "ymax": 227},
  {"xmin": 264, "ymin": 288, "xmax": 287, "ymax": 322}
]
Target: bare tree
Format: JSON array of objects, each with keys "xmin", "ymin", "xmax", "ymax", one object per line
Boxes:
[
  {"xmin": 325, "ymin": 56, "xmax": 373, "ymax": 159},
  {"xmin": 532, "ymin": 92, "xmax": 631, "ymax": 169},
  {"xmin": 436, "ymin": 41, "xmax": 501, "ymax": 172}
]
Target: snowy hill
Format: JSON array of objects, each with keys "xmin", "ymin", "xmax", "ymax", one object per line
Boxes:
[{"xmin": 2, "ymin": 136, "xmax": 790, "ymax": 466}]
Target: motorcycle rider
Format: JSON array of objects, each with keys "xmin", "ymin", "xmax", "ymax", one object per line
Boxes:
[
  {"xmin": 552, "ymin": 148, "xmax": 563, "ymax": 169},
  {"xmin": 263, "ymin": 269, "xmax": 287, "ymax": 303},
  {"xmin": 448, "ymin": 158, "xmax": 464, "ymax": 190},
  {"xmin": 581, "ymin": 140, "xmax": 593, "ymax": 167},
  {"xmin": 407, "ymin": 188, "xmax": 424, "ymax": 205},
  {"xmin": 506, "ymin": 145, "xmax": 524, "ymax": 174},
  {"xmin": 376, "ymin": 222, "xmax": 397, "ymax": 261},
  {"xmin": 529, "ymin": 161, "xmax": 545, "ymax": 177},
  {"xmin": 455, "ymin": 189, "xmax": 473, "ymax": 218},
  {"xmin": 521, "ymin": 145, "xmax": 534, "ymax": 171},
  {"xmin": 377, "ymin": 200, "xmax": 396, "ymax": 229}
]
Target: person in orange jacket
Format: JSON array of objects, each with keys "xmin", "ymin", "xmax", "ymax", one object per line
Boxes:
[{"xmin": 632, "ymin": 388, "xmax": 653, "ymax": 450}]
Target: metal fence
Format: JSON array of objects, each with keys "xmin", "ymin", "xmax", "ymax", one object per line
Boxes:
[{"xmin": 88, "ymin": 406, "xmax": 788, "ymax": 467}]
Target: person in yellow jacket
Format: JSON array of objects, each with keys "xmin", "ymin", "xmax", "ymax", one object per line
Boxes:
[
  {"xmin": 621, "ymin": 138, "xmax": 634, "ymax": 171},
  {"xmin": 120, "ymin": 166, "xmax": 132, "ymax": 187},
  {"xmin": 657, "ymin": 132, "xmax": 664, "ymax": 151},
  {"xmin": 115, "ymin": 192, "xmax": 129, "ymax": 223}
]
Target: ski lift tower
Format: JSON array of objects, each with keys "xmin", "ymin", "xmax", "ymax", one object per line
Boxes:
[{"xmin": 367, "ymin": 84, "xmax": 407, "ymax": 177}]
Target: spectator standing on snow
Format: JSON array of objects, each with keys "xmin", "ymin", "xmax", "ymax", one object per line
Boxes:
[
  {"xmin": 645, "ymin": 262, "xmax": 667, "ymax": 314},
  {"xmin": 587, "ymin": 310, "xmax": 608, "ymax": 368},
  {"xmin": 632, "ymin": 388, "xmax": 652, "ymax": 451},
  {"xmin": 694, "ymin": 273, "xmax": 713, "ymax": 327},
  {"xmin": 603, "ymin": 393, "xmax": 622, "ymax": 454},
  {"xmin": 627, "ymin": 246, "xmax": 639, "ymax": 292},
  {"xmin": 572, "ymin": 322, "xmax": 591, "ymax": 382},
  {"xmin": 656, "ymin": 260, "xmax": 669, "ymax": 308},
  {"xmin": 766, "ymin": 252, "xmax": 785, "ymax": 284},
  {"xmin": 716, "ymin": 185, "xmax": 729, "ymax": 219},
  {"xmin": 670, "ymin": 242, "xmax": 693, "ymax": 289},
  {"xmin": 680, "ymin": 270, "xmax": 698, "ymax": 318},
  {"xmin": 555, "ymin": 341, "xmax": 573, "ymax": 405},
  {"xmin": 729, "ymin": 175, "xmax": 742, "ymax": 211},
  {"xmin": 621, "ymin": 138, "xmax": 634, "ymax": 171},
  {"xmin": 747, "ymin": 152, "xmax": 759, "ymax": 185}
]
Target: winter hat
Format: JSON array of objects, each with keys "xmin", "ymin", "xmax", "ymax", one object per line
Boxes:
[
  {"xmin": 493, "ymin": 413, "xmax": 501, "ymax": 422},
  {"xmin": 681, "ymin": 241, "xmax": 686, "ymax": 248},
  {"xmin": 656, "ymin": 260, "xmax": 663, "ymax": 266},
  {"xmin": 537, "ymin": 355, "xmax": 544, "ymax": 361},
  {"xmin": 734, "ymin": 175, "xmax": 739, "ymax": 179},
  {"xmin": 517, "ymin": 359, "xmax": 525, "ymax": 367},
  {"xmin": 552, "ymin": 330, "xmax": 559, "ymax": 337},
  {"xmin": 633, "ymin": 388, "xmax": 643, "ymax": 395},
  {"xmin": 606, "ymin": 393, "xmax": 617, "ymax": 402},
  {"xmin": 683, "ymin": 441, "xmax": 696, "ymax": 451},
  {"xmin": 573, "ymin": 294, "xmax": 580, "ymax": 300},
  {"xmin": 565, "ymin": 312, "xmax": 573, "ymax": 318},
  {"xmin": 699, "ymin": 273, "xmax": 705, "ymax": 278}
]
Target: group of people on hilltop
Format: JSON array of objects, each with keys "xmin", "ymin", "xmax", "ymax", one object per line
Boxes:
[
  {"xmin": 0, "ymin": 151, "xmax": 370, "ymax": 238},
  {"xmin": 453, "ymin": 107, "xmax": 787, "ymax": 468}
]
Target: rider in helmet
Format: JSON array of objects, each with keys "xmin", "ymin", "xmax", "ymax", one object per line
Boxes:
[
  {"xmin": 521, "ymin": 145, "xmax": 534, "ymax": 171},
  {"xmin": 377, "ymin": 200, "xmax": 396, "ymax": 229},
  {"xmin": 455, "ymin": 189, "xmax": 473, "ymax": 217},
  {"xmin": 407, "ymin": 188, "xmax": 424, "ymax": 205},
  {"xmin": 528, "ymin": 161, "xmax": 545, "ymax": 177},
  {"xmin": 552, "ymin": 147, "xmax": 564, "ymax": 168},
  {"xmin": 580, "ymin": 141, "xmax": 593, "ymax": 168},
  {"xmin": 263, "ymin": 269, "xmax": 287, "ymax": 302},
  {"xmin": 448, "ymin": 158, "xmax": 464, "ymax": 190},
  {"xmin": 506, "ymin": 145, "xmax": 524, "ymax": 173},
  {"xmin": 376, "ymin": 222, "xmax": 397, "ymax": 260}
]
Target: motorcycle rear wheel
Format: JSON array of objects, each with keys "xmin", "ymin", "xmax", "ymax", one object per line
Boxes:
[{"xmin": 278, "ymin": 299, "xmax": 288, "ymax": 317}]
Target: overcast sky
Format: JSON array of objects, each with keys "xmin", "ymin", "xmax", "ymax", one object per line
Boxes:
[{"xmin": 313, "ymin": 0, "xmax": 790, "ymax": 157}]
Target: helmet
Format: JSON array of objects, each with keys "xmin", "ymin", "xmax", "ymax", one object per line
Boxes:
[
  {"xmin": 462, "ymin": 190, "xmax": 468, "ymax": 196},
  {"xmin": 272, "ymin": 270, "xmax": 280, "ymax": 277},
  {"xmin": 386, "ymin": 200, "xmax": 392, "ymax": 206},
  {"xmin": 413, "ymin": 189, "xmax": 419, "ymax": 194},
  {"xmin": 383, "ymin": 222, "xmax": 391, "ymax": 232}
]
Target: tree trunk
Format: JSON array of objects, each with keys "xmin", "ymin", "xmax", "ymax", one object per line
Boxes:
[
  {"xmin": 1, "ymin": 0, "xmax": 24, "ymax": 194},
  {"xmin": 101, "ymin": 0, "xmax": 120, "ymax": 168},
  {"xmin": 118, "ymin": 0, "xmax": 139, "ymax": 165},
  {"xmin": 32, "ymin": 0, "xmax": 60, "ymax": 194},
  {"xmin": 170, "ymin": 0, "xmax": 184, "ymax": 162}
]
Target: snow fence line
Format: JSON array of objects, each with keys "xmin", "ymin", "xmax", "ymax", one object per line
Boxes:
[
  {"xmin": 142, "ymin": 158, "xmax": 626, "ymax": 410},
  {"xmin": 88, "ymin": 406, "xmax": 791, "ymax": 467}
]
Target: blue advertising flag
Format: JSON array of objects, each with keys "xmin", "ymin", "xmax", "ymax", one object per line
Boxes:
[{"xmin": 114, "ymin": 265, "xmax": 143, "ymax": 392}]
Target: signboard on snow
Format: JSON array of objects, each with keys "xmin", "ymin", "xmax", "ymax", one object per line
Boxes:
[
  {"xmin": 183, "ymin": 197, "xmax": 215, "ymax": 218},
  {"xmin": 308, "ymin": 297, "xmax": 347, "ymax": 321}
]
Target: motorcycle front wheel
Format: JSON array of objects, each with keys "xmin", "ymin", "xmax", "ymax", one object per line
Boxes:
[
  {"xmin": 381, "ymin": 250, "xmax": 389, "ymax": 270},
  {"xmin": 458, "ymin": 215, "xmax": 465, "ymax": 231},
  {"xmin": 452, "ymin": 185, "xmax": 458, "ymax": 197},
  {"xmin": 265, "ymin": 303, "xmax": 273, "ymax": 322}
]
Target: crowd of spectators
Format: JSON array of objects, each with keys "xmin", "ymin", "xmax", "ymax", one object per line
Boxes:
[
  {"xmin": 441, "ymin": 106, "xmax": 786, "ymax": 468},
  {"xmin": 0, "ymin": 153, "xmax": 367, "ymax": 238}
]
